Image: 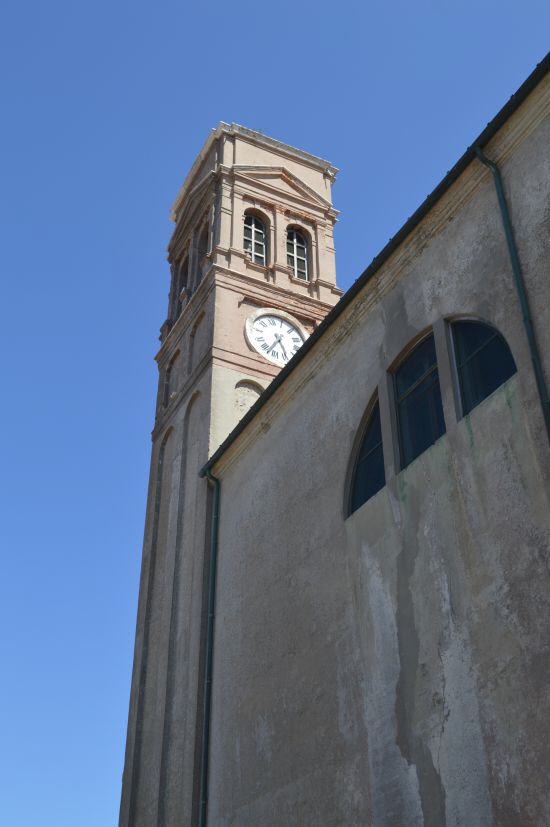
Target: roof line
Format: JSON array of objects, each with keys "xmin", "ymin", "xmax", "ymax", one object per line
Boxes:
[
  {"xmin": 171, "ymin": 121, "xmax": 337, "ymax": 221},
  {"xmin": 200, "ymin": 52, "xmax": 550, "ymax": 477}
]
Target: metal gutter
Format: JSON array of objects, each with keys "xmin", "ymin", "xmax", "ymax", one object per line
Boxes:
[
  {"xmin": 196, "ymin": 467, "xmax": 221, "ymax": 827},
  {"xmin": 199, "ymin": 52, "xmax": 550, "ymax": 479},
  {"xmin": 475, "ymin": 147, "xmax": 550, "ymax": 443}
]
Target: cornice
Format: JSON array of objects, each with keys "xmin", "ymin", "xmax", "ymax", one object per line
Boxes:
[
  {"xmin": 211, "ymin": 346, "xmax": 280, "ymax": 380},
  {"xmin": 233, "ymin": 165, "xmax": 333, "ymax": 209},
  {"xmin": 227, "ymin": 124, "xmax": 338, "ymax": 178},
  {"xmin": 234, "ymin": 182, "xmax": 331, "ymax": 222},
  {"xmin": 210, "ymin": 265, "xmax": 338, "ymax": 319},
  {"xmin": 315, "ymin": 277, "xmax": 344, "ymax": 296},
  {"xmin": 170, "ymin": 122, "xmax": 338, "ymax": 221}
]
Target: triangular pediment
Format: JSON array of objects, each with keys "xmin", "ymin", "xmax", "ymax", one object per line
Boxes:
[{"xmin": 233, "ymin": 165, "xmax": 333, "ymax": 210}]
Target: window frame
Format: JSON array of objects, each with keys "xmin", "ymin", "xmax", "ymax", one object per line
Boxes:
[
  {"xmin": 162, "ymin": 351, "xmax": 179, "ymax": 409},
  {"xmin": 449, "ymin": 317, "xmax": 517, "ymax": 418},
  {"xmin": 392, "ymin": 332, "xmax": 446, "ymax": 470},
  {"xmin": 196, "ymin": 222, "xmax": 210, "ymax": 285},
  {"xmin": 286, "ymin": 227, "xmax": 309, "ymax": 281},
  {"xmin": 244, "ymin": 213, "xmax": 267, "ymax": 266},
  {"xmin": 174, "ymin": 255, "xmax": 189, "ymax": 320},
  {"xmin": 346, "ymin": 393, "xmax": 386, "ymax": 517}
]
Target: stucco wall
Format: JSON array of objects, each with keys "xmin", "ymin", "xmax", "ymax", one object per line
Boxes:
[{"xmin": 209, "ymin": 100, "xmax": 550, "ymax": 824}]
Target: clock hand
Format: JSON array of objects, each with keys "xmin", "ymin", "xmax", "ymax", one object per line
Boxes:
[
  {"xmin": 266, "ymin": 334, "xmax": 284, "ymax": 356},
  {"xmin": 280, "ymin": 341, "xmax": 288, "ymax": 360},
  {"xmin": 266, "ymin": 336, "xmax": 279, "ymax": 355}
]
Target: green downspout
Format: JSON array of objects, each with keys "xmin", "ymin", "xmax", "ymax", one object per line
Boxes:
[
  {"xmin": 197, "ymin": 466, "xmax": 220, "ymax": 827},
  {"xmin": 475, "ymin": 147, "xmax": 550, "ymax": 444}
]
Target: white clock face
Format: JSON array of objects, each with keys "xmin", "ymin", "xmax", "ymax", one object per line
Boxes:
[{"xmin": 247, "ymin": 314, "xmax": 306, "ymax": 365}]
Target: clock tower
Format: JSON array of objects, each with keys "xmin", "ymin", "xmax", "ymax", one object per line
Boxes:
[{"xmin": 119, "ymin": 123, "xmax": 342, "ymax": 826}]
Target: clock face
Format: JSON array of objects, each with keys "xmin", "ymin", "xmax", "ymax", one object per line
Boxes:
[{"xmin": 246, "ymin": 313, "xmax": 306, "ymax": 366}]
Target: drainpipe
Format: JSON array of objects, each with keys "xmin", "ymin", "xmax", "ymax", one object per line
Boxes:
[
  {"xmin": 475, "ymin": 147, "xmax": 550, "ymax": 445},
  {"xmin": 197, "ymin": 465, "xmax": 221, "ymax": 827}
]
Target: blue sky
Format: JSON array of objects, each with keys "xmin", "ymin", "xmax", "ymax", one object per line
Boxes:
[{"xmin": 0, "ymin": 1, "xmax": 548, "ymax": 823}]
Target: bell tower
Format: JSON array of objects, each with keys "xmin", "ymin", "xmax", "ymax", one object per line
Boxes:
[{"xmin": 119, "ymin": 123, "xmax": 341, "ymax": 826}]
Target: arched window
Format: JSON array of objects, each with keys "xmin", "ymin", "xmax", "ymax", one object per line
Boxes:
[
  {"xmin": 196, "ymin": 224, "xmax": 209, "ymax": 285},
  {"xmin": 287, "ymin": 228, "xmax": 308, "ymax": 281},
  {"xmin": 174, "ymin": 256, "xmax": 188, "ymax": 319},
  {"xmin": 244, "ymin": 214, "xmax": 266, "ymax": 265},
  {"xmin": 451, "ymin": 320, "xmax": 516, "ymax": 416},
  {"xmin": 394, "ymin": 334, "xmax": 445, "ymax": 468},
  {"xmin": 162, "ymin": 353, "xmax": 178, "ymax": 408},
  {"xmin": 349, "ymin": 399, "xmax": 385, "ymax": 514}
]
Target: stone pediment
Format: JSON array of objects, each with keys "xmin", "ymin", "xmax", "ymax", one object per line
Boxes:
[{"xmin": 232, "ymin": 165, "xmax": 333, "ymax": 212}]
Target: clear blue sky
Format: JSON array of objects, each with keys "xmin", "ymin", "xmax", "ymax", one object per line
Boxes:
[{"xmin": 0, "ymin": 1, "xmax": 547, "ymax": 823}]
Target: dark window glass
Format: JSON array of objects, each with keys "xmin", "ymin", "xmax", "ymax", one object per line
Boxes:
[
  {"xmin": 350, "ymin": 401, "xmax": 385, "ymax": 514},
  {"xmin": 452, "ymin": 321, "xmax": 516, "ymax": 415},
  {"xmin": 163, "ymin": 358, "xmax": 175, "ymax": 408},
  {"xmin": 395, "ymin": 334, "xmax": 445, "ymax": 468},
  {"xmin": 244, "ymin": 214, "xmax": 266, "ymax": 264},
  {"xmin": 287, "ymin": 228, "xmax": 309, "ymax": 280},
  {"xmin": 174, "ymin": 256, "xmax": 188, "ymax": 319}
]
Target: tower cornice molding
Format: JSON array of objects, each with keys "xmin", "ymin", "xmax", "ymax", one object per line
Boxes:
[
  {"xmin": 210, "ymin": 266, "xmax": 337, "ymax": 320},
  {"xmin": 170, "ymin": 123, "xmax": 337, "ymax": 221},
  {"xmin": 232, "ymin": 165, "xmax": 333, "ymax": 209}
]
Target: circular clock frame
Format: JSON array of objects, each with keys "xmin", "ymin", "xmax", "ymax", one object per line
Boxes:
[{"xmin": 245, "ymin": 308, "xmax": 309, "ymax": 366}]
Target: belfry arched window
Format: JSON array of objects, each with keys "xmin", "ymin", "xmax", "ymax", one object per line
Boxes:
[
  {"xmin": 394, "ymin": 333, "xmax": 446, "ymax": 468},
  {"xmin": 287, "ymin": 228, "xmax": 309, "ymax": 281},
  {"xmin": 162, "ymin": 352, "xmax": 179, "ymax": 408},
  {"xmin": 451, "ymin": 320, "xmax": 517, "ymax": 416},
  {"xmin": 349, "ymin": 398, "xmax": 385, "ymax": 514},
  {"xmin": 244, "ymin": 214, "xmax": 266, "ymax": 265},
  {"xmin": 197, "ymin": 224, "xmax": 209, "ymax": 285},
  {"xmin": 175, "ymin": 256, "xmax": 188, "ymax": 319}
]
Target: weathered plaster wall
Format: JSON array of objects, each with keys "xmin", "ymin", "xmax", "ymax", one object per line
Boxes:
[{"xmin": 209, "ymin": 98, "xmax": 550, "ymax": 824}]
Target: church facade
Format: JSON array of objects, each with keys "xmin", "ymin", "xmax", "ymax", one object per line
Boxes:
[{"xmin": 121, "ymin": 57, "xmax": 550, "ymax": 825}]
